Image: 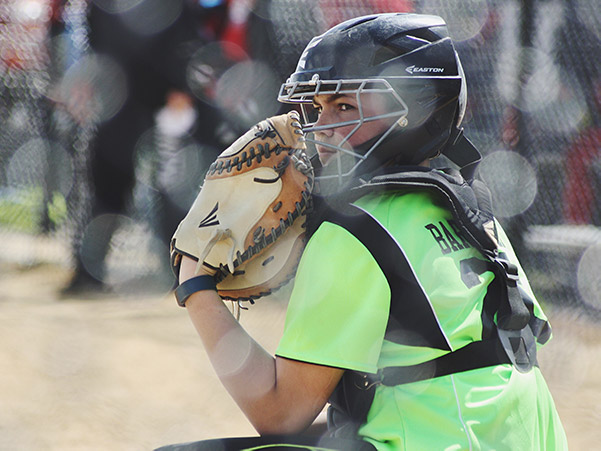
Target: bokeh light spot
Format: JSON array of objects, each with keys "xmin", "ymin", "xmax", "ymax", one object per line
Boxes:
[
  {"xmin": 103, "ymin": 218, "xmax": 173, "ymax": 297},
  {"xmin": 215, "ymin": 60, "xmax": 280, "ymax": 128},
  {"xmin": 7, "ymin": 138, "xmax": 74, "ymax": 197},
  {"xmin": 119, "ymin": 0, "xmax": 183, "ymax": 36},
  {"xmin": 60, "ymin": 53, "xmax": 128, "ymax": 123},
  {"xmin": 186, "ymin": 41, "xmax": 248, "ymax": 103},
  {"xmin": 212, "ymin": 328, "xmax": 253, "ymax": 378},
  {"xmin": 477, "ymin": 150, "xmax": 537, "ymax": 218},
  {"xmin": 577, "ymin": 243, "xmax": 601, "ymax": 311},
  {"xmin": 531, "ymin": 83, "xmax": 587, "ymax": 134},
  {"xmin": 420, "ymin": 0, "xmax": 489, "ymax": 42},
  {"xmin": 497, "ymin": 47, "xmax": 560, "ymax": 113},
  {"xmin": 91, "ymin": 0, "xmax": 145, "ymax": 14}
]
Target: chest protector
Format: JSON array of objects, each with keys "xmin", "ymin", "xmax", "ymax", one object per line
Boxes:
[{"xmin": 315, "ymin": 166, "xmax": 552, "ymax": 440}]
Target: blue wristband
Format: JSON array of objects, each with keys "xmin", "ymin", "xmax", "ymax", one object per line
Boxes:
[{"xmin": 175, "ymin": 275, "xmax": 217, "ymax": 307}]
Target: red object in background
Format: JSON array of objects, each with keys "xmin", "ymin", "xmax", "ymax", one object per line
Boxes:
[
  {"xmin": 0, "ymin": 0, "xmax": 54, "ymax": 71},
  {"xmin": 501, "ymin": 106, "xmax": 521, "ymax": 149},
  {"xmin": 220, "ymin": 20, "xmax": 249, "ymax": 61},
  {"xmin": 562, "ymin": 128, "xmax": 601, "ymax": 224},
  {"xmin": 368, "ymin": 0, "xmax": 414, "ymax": 13},
  {"xmin": 219, "ymin": 0, "xmax": 251, "ymax": 61},
  {"xmin": 562, "ymin": 78, "xmax": 601, "ymax": 224},
  {"xmin": 320, "ymin": 0, "xmax": 414, "ymax": 28}
]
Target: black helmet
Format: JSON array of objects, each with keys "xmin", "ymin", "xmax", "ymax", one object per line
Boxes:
[{"xmin": 278, "ymin": 13, "xmax": 467, "ymax": 182}]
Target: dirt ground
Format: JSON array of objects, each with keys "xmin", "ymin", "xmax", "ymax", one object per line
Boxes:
[{"xmin": 1, "ymin": 259, "xmax": 600, "ymax": 450}]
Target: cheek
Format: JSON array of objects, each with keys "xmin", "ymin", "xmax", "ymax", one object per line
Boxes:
[
  {"xmin": 347, "ymin": 121, "xmax": 390, "ymax": 147},
  {"xmin": 322, "ymin": 126, "xmax": 355, "ymax": 147}
]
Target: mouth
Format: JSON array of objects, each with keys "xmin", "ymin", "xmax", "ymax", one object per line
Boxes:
[{"xmin": 316, "ymin": 145, "xmax": 338, "ymax": 165}]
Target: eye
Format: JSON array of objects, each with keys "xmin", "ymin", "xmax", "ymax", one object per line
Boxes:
[{"xmin": 338, "ymin": 103, "xmax": 355, "ymax": 112}]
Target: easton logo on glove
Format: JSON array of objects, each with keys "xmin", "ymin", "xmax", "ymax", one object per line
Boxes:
[
  {"xmin": 198, "ymin": 203, "xmax": 219, "ymax": 228},
  {"xmin": 170, "ymin": 111, "xmax": 314, "ymax": 302}
]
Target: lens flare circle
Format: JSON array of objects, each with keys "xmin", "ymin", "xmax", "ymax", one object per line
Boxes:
[{"xmin": 477, "ymin": 150, "xmax": 537, "ymax": 218}]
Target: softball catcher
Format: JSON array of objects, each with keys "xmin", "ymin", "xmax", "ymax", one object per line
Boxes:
[{"xmin": 161, "ymin": 12, "xmax": 567, "ymax": 451}]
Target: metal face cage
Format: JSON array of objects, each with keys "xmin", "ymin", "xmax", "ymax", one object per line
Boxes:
[{"xmin": 278, "ymin": 77, "xmax": 409, "ymax": 182}]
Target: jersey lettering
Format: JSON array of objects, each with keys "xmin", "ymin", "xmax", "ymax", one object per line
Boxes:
[
  {"xmin": 425, "ymin": 220, "xmax": 471, "ymax": 255},
  {"xmin": 440, "ymin": 221, "xmax": 464, "ymax": 252},
  {"xmin": 425, "ymin": 223, "xmax": 451, "ymax": 254}
]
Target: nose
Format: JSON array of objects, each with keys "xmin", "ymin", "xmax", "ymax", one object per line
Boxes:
[{"xmin": 314, "ymin": 109, "xmax": 334, "ymax": 137}]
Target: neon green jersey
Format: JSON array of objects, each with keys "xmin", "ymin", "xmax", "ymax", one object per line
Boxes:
[{"xmin": 276, "ymin": 190, "xmax": 567, "ymax": 450}]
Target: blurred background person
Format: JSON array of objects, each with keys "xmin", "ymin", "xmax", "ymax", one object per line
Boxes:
[{"xmin": 56, "ymin": 0, "xmax": 242, "ymax": 295}]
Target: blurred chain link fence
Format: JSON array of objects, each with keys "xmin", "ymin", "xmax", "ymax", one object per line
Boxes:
[{"xmin": 2, "ymin": 0, "xmax": 601, "ymax": 309}]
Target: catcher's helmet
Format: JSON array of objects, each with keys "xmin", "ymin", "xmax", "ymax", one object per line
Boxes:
[{"xmin": 278, "ymin": 13, "xmax": 467, "ymax": 183}]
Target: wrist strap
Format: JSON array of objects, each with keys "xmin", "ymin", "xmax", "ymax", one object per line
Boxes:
[{"xmin": 175, "ymin": 275, "xmax": 217, "ymax": 307}]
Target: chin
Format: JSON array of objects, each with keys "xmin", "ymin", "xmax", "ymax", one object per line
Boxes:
[
  {"xmin": 319, "ymin": 153, "xmax": 337, "ymax": 166},
  {"xmin": 317, "ymin": 148, "xmax": 335, "ymax": 166}
]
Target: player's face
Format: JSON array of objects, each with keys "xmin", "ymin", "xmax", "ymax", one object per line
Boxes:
[{"xmin": 312, "ymin": 92, "xmax": 395, "ymax": 166}]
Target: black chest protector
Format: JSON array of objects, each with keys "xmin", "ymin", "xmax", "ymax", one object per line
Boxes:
[{"xmin": 313, "ymin": 166, "xmax": 552, "ymax": 440}]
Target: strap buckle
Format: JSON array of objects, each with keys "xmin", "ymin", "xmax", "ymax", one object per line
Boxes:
[
  {"xmin": 497, "ymin": 326, "xmax": 537, "ymax": 373},
  {"xmin": 495, "ymin": 256, "xmax": 519, "ymax": 285},
  {"xmin": 353, "ymin": 373, "xmax": 381, "ymax": 391}
]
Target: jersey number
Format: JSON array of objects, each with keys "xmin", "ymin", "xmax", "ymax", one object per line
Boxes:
[{"xmin": 460, "ymin": 257, "xmax": 490, "ymax": 288}]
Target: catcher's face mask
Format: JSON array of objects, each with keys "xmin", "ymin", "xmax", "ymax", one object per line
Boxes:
[
  {"xmin": 278, "ymin": 77, "xmax": 409, "ymax": 184},
  {"xmin": 278, "ymin": 13, "xmax": 469, "ymax": 190}
]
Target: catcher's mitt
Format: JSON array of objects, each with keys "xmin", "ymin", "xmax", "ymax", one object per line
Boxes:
[{"xmin": 170, "ymin": 111, "xmax": 313, "ymax": 302}]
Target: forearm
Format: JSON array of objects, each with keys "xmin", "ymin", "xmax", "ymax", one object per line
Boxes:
[
  {"xmin": 177, "ymin": 257, "xmax": 340, "ymax": 434},
  {"xmin": 185, "ymin": 291, "xmax": 276, "ymax": 411}
]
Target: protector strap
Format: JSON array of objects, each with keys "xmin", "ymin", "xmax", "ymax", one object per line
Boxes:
[
  {"xmin": 376, "ymin": 331, "xmax": 510, "ymax": 386},
  {"xmin": 313, "ymin": 197, "xmax": 451, "ymax": 350}
]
